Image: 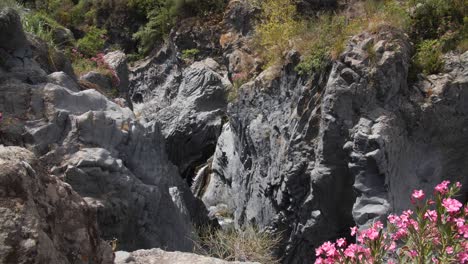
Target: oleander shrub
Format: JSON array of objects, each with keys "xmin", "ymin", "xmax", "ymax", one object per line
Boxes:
[{"xmin": 314, "ymin": 180, "xmax": 468, "ymax": 264}]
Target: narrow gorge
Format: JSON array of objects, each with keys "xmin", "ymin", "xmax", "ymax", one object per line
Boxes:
[{"xmin": 0, "ymin": 0, "xmax": 467, "ymax": 263}]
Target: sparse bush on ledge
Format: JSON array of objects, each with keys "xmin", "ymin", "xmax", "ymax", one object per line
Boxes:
[{"xmin": 194, "ymin": 225, "xmax": 282, "ymax": 263}]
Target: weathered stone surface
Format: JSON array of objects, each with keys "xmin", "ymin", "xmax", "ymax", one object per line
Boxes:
[
  {"xmin": 114, "ymin": 249, "xmax": 259, "ymax": 264},
  {"xmin": 51, "ymin": 27, "xmax": 75, "ymax": 48},
  {"xmin": 0, "ymin": 8, "xmax": 28, "ymax": 51},
  {"xmin": 80, "ymin": 71, "xmax": 114, "ymax": 92},
  {"xmin": 47, "ymin": 71, "xmax": 80, "ymax": 92},
  {"xmin": 0, "ymin": 146, "xmax": 113, "ymax": 264},
  {"xmin": 0, "ymin": 9, "xmax": 211, "ymax": 255},
  {"xmin": 104, "ymin": 51, "xmax": 130, "ymax": 102},
  {"xmin": 131, "ymin": 57, "xmax": 229, "ymax": 180},
  {"xmin": 200, "ymin": 29, "xmax": 468, "ymax": 264}
]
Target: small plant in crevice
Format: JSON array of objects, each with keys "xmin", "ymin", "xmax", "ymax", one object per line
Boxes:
[
  {"xmin": 181, "ymin": 48, "xmax": 200, "ymax": 60},
  {"xmin": 314, "ymin": 180, "xmax": 468, "ymax": 264},
  {"xmin": 194, "ymin": 225, "xmax": 281, "ymax": 263},
  {"xmin": 227, "ymin": 72, "xmax": 249, "ymax": 102}
]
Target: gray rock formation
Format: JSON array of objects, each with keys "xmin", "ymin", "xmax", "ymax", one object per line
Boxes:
[
  {"xmin": 200, "ymin": 29, "xmax": 468, "ymax": 263},
  {"xmin": 0, "ymin": 9, "xmax": 210, "ymax": 255},
  {"xmin": 115, "ymin": 249, "xmax": 260, "ymax": 264},
  {"xmin": 80, "ymin": 71, "xmax": 114, "ymax": 92},
  {"xmin": 0, "ymin": 146, "xmax": 113, "ymax": 264},
  {"xmin": 131, "ymin": 56, "xmax": 229, "ymax": 180},
  {"xmin": 103, "ymin": 51, "xmax": 132, "ymax": 108}
]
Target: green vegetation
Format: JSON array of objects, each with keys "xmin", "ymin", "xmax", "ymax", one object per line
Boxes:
[
  {"xmin": 254, "ymin": 0, "xmax": 305, "ymax": 66},
  {"xmin": 21, "ymin": 11, "xmax": 66, "ymax": 48},
  {"xmin": 194, "ymin": 225, "xmax": 281, "ymax": 263},
  {"xmin": 413, "ymin": 39, "xmax": 444, "ymax": 75},
  {"xmin": 409, "ymin": 0, "xmax": 467, "ymax": 75},
  {"xmin": 129, "ymin": 0, "xmax": 226, "ymax": 55},
  {"xmin": 0, "ymin": 0, "xmax": 23, "ymax": 13},
  {"xmin": 76, "ymin": 26, "xmax": 107, "ymax": 57},
  {"xmin": 181, "ymin": 48, "xmax": 200, "ymax": 60},
  {"xmin": 255, "ymin": 0, "xmax": 467, "ymax": 76}
]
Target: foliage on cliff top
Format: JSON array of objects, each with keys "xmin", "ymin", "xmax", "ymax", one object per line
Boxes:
[
  {"xmin": 254, "ymin": 0, "xmax": 467, "ymax": 76},
  {"xmin": 129, "ymin": 0, "xmax": 226, "ymax": 55}
]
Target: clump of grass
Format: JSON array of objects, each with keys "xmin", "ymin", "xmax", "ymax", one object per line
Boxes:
[
  {"xmin": 194, "ymin": 225, "xmax": 281, "ymax": 263},
  {"xmin": 181, "ymin": 48, "xmax": 200, "ymax": 60},
  {"xmin": 0, "ymin": 0, "xmax": 24, "ymax": 14},
  {"xmin": 22, "ymin": 12, "xmax": 62, "ymax": 48}
]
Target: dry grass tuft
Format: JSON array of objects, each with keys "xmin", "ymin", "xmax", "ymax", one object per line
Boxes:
[{"xmin": 194, "ymin": 225, "xmax": 282, "ymax": 263}]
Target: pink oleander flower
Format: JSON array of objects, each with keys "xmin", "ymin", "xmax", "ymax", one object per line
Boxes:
[
  {"xmin": 387, "ymin": 241, "xmax": 396, "ymax": 251},
  {"xmin": 350, "ymin": 226, "xmax": 358, "ymax": 236},
  {"xmin": 455, "ymin": 218, "xmax": 465, "ymax": 227},
  {"xmin": 443, "ymin": 198, "xmax": 463, "ymax": 213},
  {"xmin": 459, "ymin": 252, "xmax": 468, "ymax": 264},
  {"xmin": 411, "ymin": 189, "xmax": 425, "ymax": 202},
  {"xmin": 319, "ymin": 241, "xmax": 337, "ymax": 257},
  {"xmin": 409, "ymin": 250, "xmax": 418, "ymax": 258},
  {"xmin": 456, "ymin": 182, "xmax": 462, "ymax": 189},
  {"xmin": 365, "ymin": 227, "xmax": 380, "ymax": 241},
  {"xmin": 458, "ymin": 225, "xmax": 468, "ymax": 238},
  {"xmin": 424, "ymin": 210, "xmax": 437, "ymax": 222},
  {"xmin": 373, "ymin": 221, "xmax": 383, "ymax": 229},
  {"xmin": 435, "ymin": 180, "xmax": 450, "ymax": 194},
  {"xmin": 336, "ymin": 238, "xmax": 346, "ymax": 248},
  {"xmin": 446, "ymin": 246, "xmax": 454, "ymax": 254},
  {"xmin": 344, "ymin": 243, "xmax": 360, "ymax": 258},
  {"xmin": 314, "ymin": 257, "xmax": 325, "ymax": 264},
  {"xmin": 388, "ymin": 214, "xmax": 398, "ymax": 224}
]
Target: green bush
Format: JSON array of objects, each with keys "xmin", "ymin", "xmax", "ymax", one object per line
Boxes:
[
  {"xmin": 413, "ymin": 39, "xmax": 444, "ymax": 75},
  {"xmin": 295, "ymin": 47, "xmax": 329, "ymax": 75},
  {"xmin": 409, "ymin": 0, "xmax": 465, "ymax": 42},
  {"xmin": 131, "ymin": 0, "xmax": 226, "ymax": 55},
  {"xmin": 254, "ymin": 0, "xmax": 305, "ymax": 66},
  {"xmin": 76, "ymin": 26, "xmax": 107, "ymax": 57}
]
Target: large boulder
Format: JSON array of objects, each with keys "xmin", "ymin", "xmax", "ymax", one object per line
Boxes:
[
  {"xmin": 0, "ymin": 146, "xmax": 113, "ymax": 264},
  {"xmin": 0, "ymin": 8, "xmax": 28, "ymax": 52}
]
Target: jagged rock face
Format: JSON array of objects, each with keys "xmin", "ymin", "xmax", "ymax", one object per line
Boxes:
[
  {"xmin": 115, "ymin": 249, "xmax": 260, "ymax": 264},
  {"xmin": 0, "ymin": 9, "xmax": 209, "ymax": 254},
  {"xmin": 130, "ymin": 55, "xmax": 229, "ymax": 181},
  {"xmin": 202, "ymin": 29, "xmax": 468, "ymax": 263},
  {"xmin": 0, "ymin": 146, "xmax": 113, "ymax": 264}
]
